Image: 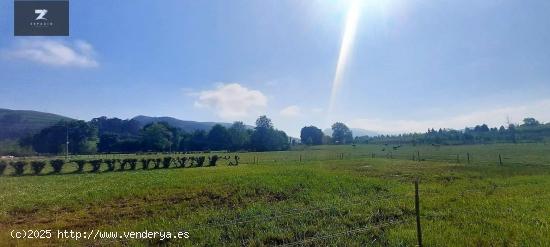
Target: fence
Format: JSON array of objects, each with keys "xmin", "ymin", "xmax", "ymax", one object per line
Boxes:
[
  {"xmin": 7, "ymin": 143, "xmax": 549, "ymax": 167},
  {"xmin": 2, "ymin": 147, "xmax": 546, "ymax": 176},
  {"xmin": 182, "ymin": 186, "xmax": 422, "ymax": 246},
  {"xmin": 245, "ymin": 151, "xmax": 543, "ymax": 167}
]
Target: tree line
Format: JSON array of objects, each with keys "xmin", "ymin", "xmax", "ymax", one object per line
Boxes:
[
  {"xmin": 354, "ymin": 118, "xmax": 550, "ymax": 145},
  {"xmin": 17, "ymin": 115, "xmax": 289, "ymax": 155},
  {"xmin": 11, "ymin": 115, "xmax": 549, "ymax": 155},
  {"xmin": 299, "ymin": 122, "xmax": 353, "ymax": 145}
]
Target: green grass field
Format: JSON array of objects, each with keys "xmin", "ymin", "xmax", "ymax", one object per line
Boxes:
[{"xmin": 1, "ymin": 143, "xmax": 550, "ymax": 246}]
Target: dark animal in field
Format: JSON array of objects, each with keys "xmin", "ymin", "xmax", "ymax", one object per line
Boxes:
[{"xmin": 393, "ymin": 145, "xmax": 401, "ymax": 150}]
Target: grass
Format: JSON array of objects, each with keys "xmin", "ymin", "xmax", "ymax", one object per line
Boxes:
[{"xmin": 1, "ymin": 143, "xmax": 550, "ymax": 246}]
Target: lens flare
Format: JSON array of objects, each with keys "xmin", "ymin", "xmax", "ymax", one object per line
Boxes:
[{"xmin": 327, "ymin": 1, "xmax": 361, "ymax": 123}]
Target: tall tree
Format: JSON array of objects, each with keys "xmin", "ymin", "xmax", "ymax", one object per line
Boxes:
[
  {"xmin": 522, "ymin": 117, "xmax": 540, "ymax": 127},
  {"xmin": 207, "ymin": 124, "xmax": 230, "ymax": 150},
  {"xmin": 31, "ymin": 120, "xmax": 97, "ymax": 154},
  {"xmin": 189, "ymin": 130, "xmax": 208, "ymax": 151},
  {"xmin": 255, "ymin": 115, "xmax": 273, "ymax": 129},
  {"xmin": 140, "ymin": 122, "xmax": 172, "ymax": 151},
  {"xmin": 300, "ymin": 126, "xmax": 323, "ymax": 145},
  {"xmin": 227, "ymin": 121, "xmax": 250, "ymax": 151},
  {"xmin": 250, "ymin": 115, "xmax": 289, "ymax": 151},
  {"xmin": 331, "ymin": 122, "xmax": 353, "ymax": 144}
]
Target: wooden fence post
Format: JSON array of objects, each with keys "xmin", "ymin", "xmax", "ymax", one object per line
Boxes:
[
  {"xmin": 467, "ymin": 153, "xmax": 470, "ymax": 164},
  {"xmin": 417, "ymin": 151, "xmax": 420, "ymax": 161},
  {"xmin": 415, "ymin": 177, "xmax": 423, "ymax": 247},
  {"xmin": 299, "ymin": 154, "xmax": 302, "ymax": 162},
  {"xmin": 499, "ymin": 154, "xmax": 503, "ymax": 166}
]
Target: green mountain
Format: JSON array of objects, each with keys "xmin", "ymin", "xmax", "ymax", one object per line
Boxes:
[
  {"xmin": 132, "ymin": 115, "xmax": 243, "ymax": 132},
  {"xmin": 0, "ymin": 109, "xmax": 252, "ymax": 141},
  {"xmin": 0, "ymin": 108, "xmax": 74, "ymax": 140}
]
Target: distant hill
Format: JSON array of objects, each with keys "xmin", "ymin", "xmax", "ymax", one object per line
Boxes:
[
  {"xmin": 0, "ymin": 109, "xmax": 255, "ymax": 141},
  {"xmin": 132, "ymin": 115, "xmax": 248, "ymax": 133},
  {"xmin": 323, "ymin": 128, "xmax": 378, "ymax": 138},
  {"xmin": 0, "ymin": 108, "xmax": 74, "ymax": 140}
]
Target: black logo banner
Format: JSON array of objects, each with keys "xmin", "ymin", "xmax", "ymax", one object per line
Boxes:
[{"xmin": 14, "ymin": 0, "xmax": 69, "ymax": 36}]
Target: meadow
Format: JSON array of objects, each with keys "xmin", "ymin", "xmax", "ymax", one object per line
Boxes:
[{"xmin": 1, "ymin": 143, "xmax": 550, "ymax": 246}]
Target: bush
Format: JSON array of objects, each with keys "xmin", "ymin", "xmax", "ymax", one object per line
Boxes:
[
  {"xmin": 105, "ymin": 159, "xmax": 116, "ymax": 172},
  {"xmin": 30, "ymin": 160, "xmax": 47, "ymax": 175},
  {"xmin": 119, "ymin": 159, "xmax": 128, "ymax": 171},
  {"xmin": 196, "ymin": 156, "xmax": 205, "ymax": 167},
  {"xmin": 208, "ymin": 155, "xmax": 219, "ymax": 166},
  {"xmin": 141, "ymin": 159, "xmax": 150, "ymax": 170},
  {"xmin": 11, "ymin": 161, "xmax": 27, "ymax": 175},
  {"xmin": 90, "ymin": 160, "xmax": 102, "ymax": 173},
  {"xmin": 229, "ymin": 155, "xmax": 240, "ymax": 166},
  {"xmin": 176, "ymin": 157, "xmax": 188, "ymax": 168},
  {"xmin": 162, "ymin": 157, "xmax": 172, "ymax": 169},
  {"xmin": 127, "ymin": 159, "xmax": 138, "ymax": 170},
  {"xmin": 73, "ymin": 160, "xmax": 87, "ymax": 173},
  {"xmin": 189, "ymin": 157, "xmax": 196, "ymax": 167},
  {"xmin": 0, "ymin": 160, "xmax": 8, "ymax": 175},
  {"xmin": 153, "ymin": 158, "xmax": 161, "ymax": 169},
  {"xmin": 50, "ymin": 159, "xmax": 65, "ymax": 173}
]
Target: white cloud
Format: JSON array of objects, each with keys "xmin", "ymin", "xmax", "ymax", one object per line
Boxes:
[
  {"xmin": 349, "ymin": 99, "xmax": 550, "ymax": 134},
  {"xmin": 280, "ymin": 105, "xmax": 302, "ymax": 117},
  {"xmin": 194, "ymin": 83, "xmax": 267, "ymax": 119},
  {"xmin": 3, "ymin": 39, "xmax": 98, "ymax": 68}
]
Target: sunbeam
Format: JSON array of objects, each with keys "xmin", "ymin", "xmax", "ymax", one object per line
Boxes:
[{"xmin": 327, "ymin": 0, "xmax": 361, "ymax": 123}]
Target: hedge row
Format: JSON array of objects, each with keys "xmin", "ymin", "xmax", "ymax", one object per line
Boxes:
[{"xmin": 0, "ymin": 155, "xmax": 240, "ymax": 176}]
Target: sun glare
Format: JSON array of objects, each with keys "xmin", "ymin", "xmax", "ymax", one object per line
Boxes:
[{"xmin": 327, "ymin": 0, "xmax": 362, "ymax": 123}]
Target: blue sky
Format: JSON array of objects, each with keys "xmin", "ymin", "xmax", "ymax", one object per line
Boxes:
[{"xmin": 1, "ymin": 0, "xmax": 550, "ymax": 136}]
